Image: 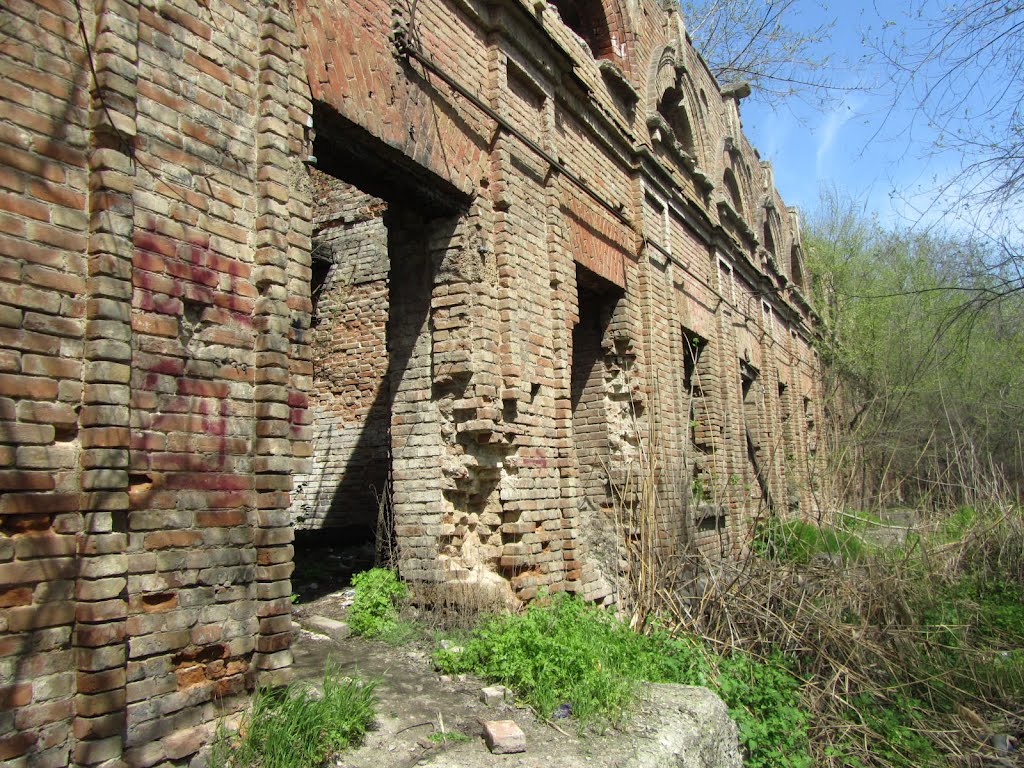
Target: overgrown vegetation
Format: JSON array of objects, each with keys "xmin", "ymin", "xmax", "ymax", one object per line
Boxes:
[
  {"xmin": 752, "ymin": 516, "xmax": 864, "ymax": 563},
  {"xmin": 806, "ymin": 191, "xmax": 1024, "ymax": 507},
  {"xmin": 435, "ymin": 594, "xmax": 810, "ymax": 765},
  {"xmin": 647, "ymin": 501, "xmax": 1024, "ymax": 767},
  {"xmin": 348, "ymin": 567, "xmax": 410, "ymax": 640},
  {"xmin": 210, "ymin": 661, "xmax": 375, "ymax": 768},
  {"xmin": 335, "ymin": 501, "xmax": 1023, "ymax": 768},
  {"xmin": 751, "ymin": 190, "xmax": 1024, "ymax": 765}
]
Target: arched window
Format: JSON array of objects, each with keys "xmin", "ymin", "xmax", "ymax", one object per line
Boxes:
[
  {"xmin": 791, "ymin": 245, "xmax": 805, "ymax": 288},
  {"xmin": 551, "ymin": 0, "xmax": 614, "ymax": 59},
  {"xmin": 762, "ymin": 219, "xmax": 776, "ymax": 258},
  {"xmin": 656, "ymin": 87, "xmax": 696, "ymax": 156},
  {"xmin": 723, "ymin": 168, "xmax": 743, "ymax": 215}
]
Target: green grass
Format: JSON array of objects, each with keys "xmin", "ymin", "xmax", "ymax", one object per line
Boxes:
[
  {"xmin": 753, "ymin": 517, "xmax": 865, "ymax": 564},
  {"xmin": 434, "ymin": 594, "xmax": 810, "ymax": 766},
  {"xmin": 348, "ymin": 568, "xmax": 410, "ymax": 640},
  {"xmin": 836, "ymin": 508, "xmax": 884, "ymax": 532},
  {"xmin": 427, "ymin": 729, "xmax": 471, "ymax": 745},
  {"xmin": 915, "ymin": 575, "xmax": 1024, "ymax": 708},
  {"xmin": 716, "ymin": 652, "xmax": 811, "ymax": 768},
  {"xmin": 841, "ymin": 695, "xmax": 940, "ymax": 768},
  {"xmin": 935, "ymin": 505, "xmax": 977, "ymax": 542},
  {"xmin": 210, "ymin": 661, "xmax": 375, "ymax": 768}
]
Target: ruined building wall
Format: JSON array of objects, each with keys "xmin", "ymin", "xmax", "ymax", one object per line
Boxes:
[
  {"xmin": 0, "ymin": 0, "xmax": 828, "ymax": 763},
  {"xmin": 0, "ymin": 0, "xmax": 313, "ymax": 764},
  {"xmin": 290, "ymin": 172, "xmax": 390, "ymax": 532}
]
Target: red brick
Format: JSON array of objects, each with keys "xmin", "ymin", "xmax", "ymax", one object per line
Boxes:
[
  {"xmin": 176, "ymin": 378, "xmax": 230, "ymax": 397},
  {"xmin": 26, "ymin": 220, "xmax": 88, "ymax": 252},
  {"xmin": 196, "ymin": 509, "xmax": 245, "ymax": 527},
  {"xmin": 0, "ymin": 586, "xmax": 34, "ymax": 608},
  {"xmin": 0, "ymin": 494, "xmax": 74, "ymax": 515},
  {"xmin": 80, "ymin": 427, "xmax": 131, "ymax": 448},
  {"xmin": 0, "ymin": 144, "xmax": 65, "ymax": 184},
  {"xmin": 26, "ymin": 178, "xmax": 86, "ymax": 209},
  {"xmin": 6, "ymin": 601, "xmax": 75, "ymax": 631},
  {"xmin": 75, "ymin": 622, "xmax": 127, "ymax": 648},
  {"xmin": 0, "ymin": 373, "xmax": 59, "ymax": 399},
  {"xmin": 131, "ymin": 312, "xmax": 178, "ymax": 337},
  {"xmin": 0, "ymin": 731, "xmax": 38, "ymax": 761},
  {"xmin": 77, "ymin": 668, "xmax": 126, "ymax": 695},
  {"xmin": 17, "ymin": 400, "xmax": 78, "ymax": 425},
  {"xmin": 0, "ymin": 327, "xmax": 61, "ymax": 354},
  {"xmin": 73, "ymin": 711, "xmax": 123, "ymax": 740},
  {"xmin": 0, "ymin": 191, "xmax": 50, "ymax": 221},
  {"xmin": 143, "ymin": 530, "xmax": 202, "ymax": 549},
  {"xmin": 75, "ymin": 600, "xmax": 127, "ymax": 624},
  {"xmin": 14, "ymin": 533, "xmax": 77, "ymax": 559},
  {"xmin": 0, "ymin": 423, "xmax": 55, "ymax": 444},
  {"xmin": 0, "ymin": 471, "xmax": 56, "ymax": 491},
  {"xmin": 24, "ymin": 264, "xmax": 87, "ymax": 294},
  {"xmin": 165, "ymin": 473, "xmax": 252, "ymax": 491},
  {"xmin": 76, "ymin": 689, "xmax": 126, "ymax": 717},
  {"xmin": 0, "ymin": 165, "xmax": 24, "ymax": 193},
  {"xmin": 15, "ymin": 698, "xmax": 75, "ymax": 731}
]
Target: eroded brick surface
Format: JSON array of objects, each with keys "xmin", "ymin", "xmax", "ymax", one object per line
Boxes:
[{"xmin": 0, "ymin": 0, "xmax": 826, "ymax": 762}]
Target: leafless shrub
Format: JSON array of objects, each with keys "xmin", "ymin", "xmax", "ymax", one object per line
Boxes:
[{"xmin": 615, "ymin": 435, "xmax": 1024, "ymax": 766}]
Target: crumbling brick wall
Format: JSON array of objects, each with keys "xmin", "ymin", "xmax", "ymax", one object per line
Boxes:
[
  {"xmin": 290, "ymin": 172, "xmax": 390, "ymax": 532},
  {"xmin": 0, "ymin": 0, "xmax": 828, "ymax": 762},
  {"xmin": 0, "ymin": 0, "xmax": 313, "ymax": 764}
]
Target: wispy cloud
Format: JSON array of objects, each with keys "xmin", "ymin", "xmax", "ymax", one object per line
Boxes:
[{"xmin": 815, "ymin": 96, "xmax": 863, "ymax": 177}]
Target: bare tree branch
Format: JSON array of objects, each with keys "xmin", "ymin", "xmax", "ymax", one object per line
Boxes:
[{"xmin": 680, "ymin": 0, "xmax": 852, "ymax": 107}]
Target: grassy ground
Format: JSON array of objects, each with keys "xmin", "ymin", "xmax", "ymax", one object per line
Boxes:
[
  {"xmin": 213, "ymin": 501, "xmax": 1024, "ymax": 768},
  {"xmin": 209, "ymin": 661, "xmax": 376, "ymax": 768},
  {"xmin": 434, "ymin": 502, "xmax": 1024, "ymax": 766}
]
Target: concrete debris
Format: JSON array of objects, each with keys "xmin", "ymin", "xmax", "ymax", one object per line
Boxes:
[
  {"xmin": 303, "ymin": 615, "xmax": 352, "ymax": 642},
  {"xmin": 622, "ymin": 684, "xmax": 742, "ymax": 768},
  {"xmin": 480, "ymin": 685, "xmax": 512, "ymax": 707}
]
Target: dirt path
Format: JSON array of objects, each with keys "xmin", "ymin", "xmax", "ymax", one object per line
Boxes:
[{"xmin": 290, "ymin": 591, "xmax": 601, "ymax": 768}]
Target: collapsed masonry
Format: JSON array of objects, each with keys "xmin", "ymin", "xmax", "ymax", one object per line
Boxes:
[{"xmin": 0, "ymin": 0, "xmax": 825, "ymax": 763}]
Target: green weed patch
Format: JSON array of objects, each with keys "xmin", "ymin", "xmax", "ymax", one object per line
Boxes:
[
  {"xmin": 435, "ymin": 594, "xmax": 810, "ymax": 766},
  {"xmin": 211, "ymin": 661, "xmax": 375, "ymax": 768},
  {"xmin": 753, "ymin": 517, "xmax": 865, "ymax": 564},
  {"xmin": 348, "ymin": 568, "xmax": 409, "ymax": 640}
]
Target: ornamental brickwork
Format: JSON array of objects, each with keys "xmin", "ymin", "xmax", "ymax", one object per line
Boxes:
[{"xmin": 0, "ymin": 0, "xmax": 825, "ymax": 762}]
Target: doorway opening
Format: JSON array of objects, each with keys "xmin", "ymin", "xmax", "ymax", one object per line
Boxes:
[
  {"xmin": 290, "ymin": 107, "xmax": 465, "ymax": 601},
  {"xmin": 741, "ymin": 360, "xmax": 771, "ymax": 510}
]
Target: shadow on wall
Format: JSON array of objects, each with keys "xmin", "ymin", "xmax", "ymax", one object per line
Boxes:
[{"xmin": 290, "ymin": 105, "xmax": 467, "ymax": 596}]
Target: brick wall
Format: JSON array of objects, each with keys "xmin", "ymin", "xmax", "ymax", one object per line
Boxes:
[
  {"xmin": 0, "ymin": 0, "xmax": 829, "ymax": 761},
  {"xmin": 1, "ymin": 0, "xmax": 312, "ymax": 762},
  {"xmin": 290, "ymin": 172, "xmax": 390, "ymax": 532}
]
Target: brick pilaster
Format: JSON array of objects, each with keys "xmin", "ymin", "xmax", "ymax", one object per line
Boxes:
[
  {"xmin": 74, "ymin": 0, "xmax": 139, "ymax": 764},
  {"xmin": 251, "ymin": 1, "xmax": 305, "ymax": 682}
]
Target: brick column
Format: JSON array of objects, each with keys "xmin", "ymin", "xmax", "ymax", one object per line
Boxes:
[
  {"xmin": 74, "ymin": 0, "xmax": 139, "ymax": 764},
  {"xmin": 712, "ymin": 256, "xmax": 743, "ymax": 555},
  {"xmin": 251, "ymin": 1, "xmax": 305, "ymax": 683}
]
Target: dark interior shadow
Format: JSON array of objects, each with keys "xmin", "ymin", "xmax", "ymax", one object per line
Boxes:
[{"xmin": 291, "ymin": 106, "xmax": 466, "ymax": 603}]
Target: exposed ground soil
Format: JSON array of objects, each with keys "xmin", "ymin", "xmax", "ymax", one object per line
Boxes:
[{"xmin": 290, "ymin": 588, "xmax": 643, "ymax": 768}]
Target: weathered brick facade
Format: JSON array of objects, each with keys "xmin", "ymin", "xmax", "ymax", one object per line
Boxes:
[{"xmin": 0, "ymin": 0, "xmax": 825, "ymax": 762}]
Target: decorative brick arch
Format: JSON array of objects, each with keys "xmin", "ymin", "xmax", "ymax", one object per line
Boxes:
[
  {"xmin": 790, "ymin": 244, "xmax": 807, "ymax": 289},
  {"xmin": 723, "ymin": 165, "xmax": 744, "ymax": 216},
  {"xmin": 646, "ymin": 45, "xmax": 707, "ymax": 166},
  {"xmin": 647, "ymin": 45, "xmax": 680, "ymax": 114},
  {"xmin": 762, "ymin": 207, "xmax": 783, "ymax": 260}
]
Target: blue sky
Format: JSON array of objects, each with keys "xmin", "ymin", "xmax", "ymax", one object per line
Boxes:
[{"xmin": 733, "ymin": 1, "xmax": 980, "ymax": 230}]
